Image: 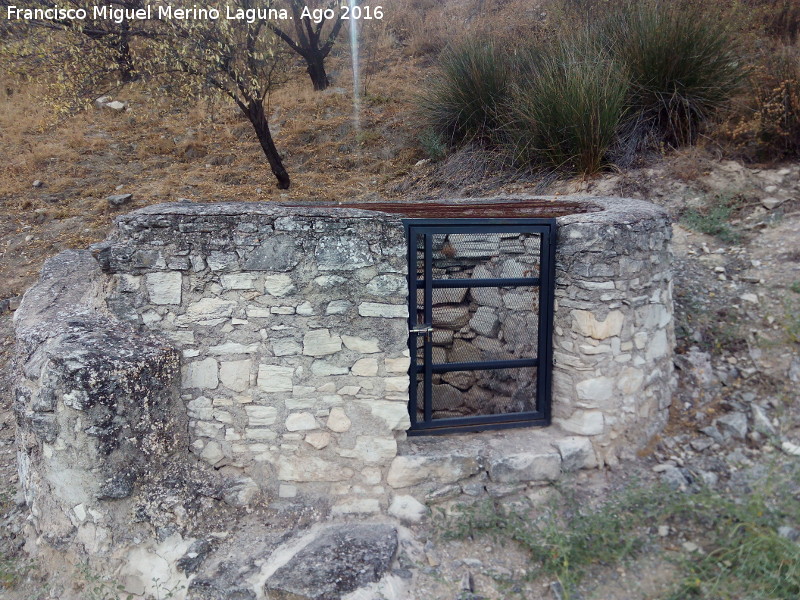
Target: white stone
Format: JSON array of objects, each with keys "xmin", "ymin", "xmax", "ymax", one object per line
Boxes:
[
  {"xmin": 73, "ymin": 504, "xmax": 87, "ymax": 523},
  {"xmin": 386, "ymin": 455, "xmax": 481, "ymax": 488},
  {"xmin": 257, "ymin": 364, "xmax": 294, "ymax": 392},
  {"xmin": 219, "ymin": 359, "xmax": 251, "ymax": 392},
  {"xmin": 571, "ymin": 310, "xmax": 624, "ymax": 340},
  {"xmin": 286, "ymin": 412, "xmax": 317, "ymax": 431},
  {"xmin": 645, "ymin": 329, "xmax": 669, "ymax": 361},
  {"xmin": 326, "ymin": 300, "xmax": 352, "ymax": 315},
  {"xmin": 245, "ymin": 428, "xmax": 277, "ymax": 440},
  {"xmin": 182, "ymin": 358, "xmax": 219, "ymax": 389},
  {"xmin": 352, "ymin": 357, "xmax": 379, "ymax": 377},
  {"xmin": 555, "ymin": 410, "xmax": 604, "ymax": 436},
  {"xmin": 617, "ymin": 367, "xmax": 645, "ymax": 394},
  {"xmin": 385, "ymin": 357, "xmax": 410, "ymax": 374},
  {"xmin": 209, "ymin": 342, "xmax": 259, "ymax": 355},
  {"xmin": 358, "ymin": 302, "xmax": 408, "ymax": 318},
  {"xmin": 245, "ymin": 405, "xmax": 278, "ymax": 426},
  {"xmin": 247, "ymin": 306, "xmax": 271, "ymax": 318},
  {"xmin": 272, "ymin": 338, "xmax": 301, "ymax": 356},
  {"xmin": 195, "ymin": 421, "xmax": 224, "ymax": 438},
  {"xmin": 296, "ymin": 301, "xmax": 314, "ymax": 315},
  {"xmin": 303, "ymin": 329, "xmax": 342, "ymax": 356},
  {"xmin": 187, "ymin": 396, "xmax": 213, "ymax": 419},
  {"xmin": 337, "ymin": 385, "xmax": 361, "ymax": 396},
  {"xmin": 364, "ymin": 400, "xmax": 411, "ymax": 431},
  {"xmin": 338, "ymin": 436, "xmax": 397, "ymax": 463},
  {"xmin": 576, "ymin": 376, "xmax": 614, "ymax": 403},
  {"xmin": 200, "ymin": 441, "xmax": 225, "ymax": 465},
  {"xmin": 385, "ymin": 377, "xmax": 409, "ymax": 393},
  {"xmin": 341, "ymin": 335, "xmax": 380, "ymax": 353},
  {"xmin": 277, "ymin": 456, "xmax": 354, "ymax": 481},
  {"xmin": 327, "ymin": 407, "xmax": 351, "ymax": 432},
  {"xmin": 314, "ymin": 275, "xmax": 346, "ymax": 287},
  {"xmin": 388, "ymin": 495, "xmax": 428, "ymax": 523},
  {"xmin": 186, "ymin": 298, "xmax": 236, "ymax": 321},
  {"xmin": 487, "ymin": 452, "xmax": 562, "ymax": 483},
  {"xmin": 331, "ymin": 499, "xmax": 380, "ymax": 515},
  {"xmin": 311, "ymin": 361, "xmax": 348, "ymax": 376},
  {"xmin": 305, "ymin": 431, "xmax": 331, "ymax": 449},
  {"xmin": 220, "ymin": 273, "xmax": 255, "ymax": 290},
  {"xmin": 264, "ymin": 274, "xmax": 295, "ymax": 297},
  {"xmin": 362, "ymin": 467, "xmax": 382, "ymax": 485},
  {"xmin": 145, "ymin": 272, "xmax": 182, "ymax": 305},
  {"xmin": 271, "ymin": 306, "xmax": 295, "ymax": 315},
  {"xmin": 554, "ymin": 436, "xmax": 597, "ymax": 471}
]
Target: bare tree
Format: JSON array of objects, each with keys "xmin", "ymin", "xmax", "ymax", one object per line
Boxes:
[{"xmin": 269, "ymin": 0, "xmax": 347, "ymax": 90}]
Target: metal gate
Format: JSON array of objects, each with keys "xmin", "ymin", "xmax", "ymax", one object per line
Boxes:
[{"xmin": 405, "ymin": 219, "xmax": 556, "ymax": 435}]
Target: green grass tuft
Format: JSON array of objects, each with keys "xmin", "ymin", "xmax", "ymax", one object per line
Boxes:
[{"xmin": 681, "ymin": 192, "xmax": 744, "ymax": 244}]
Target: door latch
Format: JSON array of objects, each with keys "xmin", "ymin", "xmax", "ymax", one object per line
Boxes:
[{"xmin": 410, "ymin": 325, "xmax": 433, "ymax": 340}]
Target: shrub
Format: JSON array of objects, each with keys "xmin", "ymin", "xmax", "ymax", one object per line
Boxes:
[
  {"xmin": 510, "ymin": 40, "xmax": 630, "ymax": 174},
  {"xmin": 418, "ymin": 39, "xmax": 512, "ymax": 147},
  {"xmin": 602, "ymin": 1, "xmax": 744, "ymax": 148}
]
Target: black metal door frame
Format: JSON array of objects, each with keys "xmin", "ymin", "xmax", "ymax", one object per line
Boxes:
[{"xmin": 404, "ymin": 219, "xmax": 557, "ymax": 435}]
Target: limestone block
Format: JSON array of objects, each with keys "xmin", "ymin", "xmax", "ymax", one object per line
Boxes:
[
  {"xmin": 219, "ymin": 359, "xmax": 252, "ymax": 392},
  {"xmin": 247, "ymin": 306, "xmax": 271, "ymax": 318},
  {"xmin": 200, "ymin": 441, "xmax": 225, "ymax": 465},
  {"xmin": 257, "ymin": 364, "xmax": 294, "ymax": 392},
  {"xmin": 311, "ymin": 360, "xmax": 348, "ymax": 376},
  {"xmin": 386, "ymin": 455, "xmax": 482, "ymax": 488},
  {"xmin": 286, "ymin": 412, "xmax": 317, "ymax": 431},
  {"xmin": 145, "ymin": 272, "xmax": 182, "ymax": 305},
  {"xmin": 182, "ymin": 358, "xmax": 219, "ymax": 389},
  {"xmin": 385, "ymin": 357, "xmax": 410, "ymax": 374},
  {"xmin": 187, "ymin": 396, "xmax": 213, "ymax": 420},
  {"xmin": 186, "ymin": 298, "xmax": 236, "ymax": 321},
  {"xmin": 327, "ymin": 407, "xmax": 351, "ymax": 432},
  {"xmin": 303, "ymin": 329, "xmax": 342, "ymax": 356},
  {"xmin": 555, "ymin": 410, "xmax": 604, "ymax": 436},
  {"xmin": 220, "ymin": 273, "xmax": 255, "ymax": 290},
  {"xmin": 487, "ymin": 452, "xmax": 562, "ymax": 483},
  {"xmin": 242, "ymin": 235, "xmax": 299, "ymax": 271},
  {"xmin": 338, "ymin": 436, "xmax": 397, "ymax": 463},
  {"xmin": 315, "ymin": 235, "xmax": 374, "ymax": 271},
  {"xmin": 206, "ymin": 251, "xmax": 238, "ymax": 271},
  {"xmin": 245, "ymin": 405, "xmax": 278, "ymax": 426},
  {"xmin": 342, "ymin": 335, "xmax": 380, "ymax": 353},
  {"xmin": 388, "ymin": 495, "xmax": 429, "ymax": 524},
  {"xmin": 554, "ymin": 436, "xmax": 597, "ymax": 471},
  {"xmin": 646, "ymin": 329, "xmax": 669, "ymax": 360},
  {"xmin": 326, "ymin": 300, "xmax": 352, "ymax": 315},
  {"xmin": 277, "ymin": 456, "xmax": 354, "ymax": 481},
  {"xmin": 576, "ymin": 376, "xmax": 614, "ymax": 403},
  {"xmin": 358, "ymin": 302, "xmax": 408, "ymax": 318},
  {"xmin": 617, "ymin": 367, "xmax": 645, "ymax": 394},
  {"xmin": 264, "ymin": 274, "xmax": 295, "ymax": 297},
  {"xmin": 571, "ymin": 310, "xmax": 624, "ymax": 340},
  {"xmin": 296, "ymin": 301, "xmax": 314, "ymax": 315},
  {"xmin": 352, "ymin": 357, "xmax": 379, "ymax": 377},
  {"xmin": 359, "ymin": 399, "xmax": 411, "ymax": 431},
  {"xmin": 384, "ymin": 377, "xmax": 409, "ymax": 394},
  {"xmin": 272, "ymin": 338, "xmax": 301, "ymax": 357},
  {"xmin": 366, "ymin": 274, "xmax": 406, "ymax": 296},
  {"xmin": 209, "ymin": 342, "xmax": 259, "ymax": 355},
  {"xmin": 314, "ymin": 275, "xmax": 346, "ymax": 287},
  {"xmin": 305, "ymin": 431, "xmax": 331, "ymax": 449},
  {"xmin": 469, "ymin": 307, "xmax": 499, "ymax": 337}
]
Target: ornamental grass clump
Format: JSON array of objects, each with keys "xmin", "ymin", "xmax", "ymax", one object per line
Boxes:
[
  {"xmin": 602, "ymin": 1, "xmax": 744, "ymax": 148},
  {"xmin": 509, "ymin": 40, "xmax": 630, "ymax": 174},
  {"xmin": 418, "ymin": 39, "xmax": 512, "ymax": 147}
]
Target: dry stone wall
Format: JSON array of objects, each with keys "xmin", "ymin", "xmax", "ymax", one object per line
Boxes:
[
  {"xmin": 94, "ymin": 203, "xmax": 412, "ymax": 515},
  {"xmin": 11, "ymin": 197, "xmax": 674, "ymax": 595}
]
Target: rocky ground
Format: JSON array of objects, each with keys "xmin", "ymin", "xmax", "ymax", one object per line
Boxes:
[{"xmin": 1, "ymin": 146, "xmax": 799, "ymax": 598}]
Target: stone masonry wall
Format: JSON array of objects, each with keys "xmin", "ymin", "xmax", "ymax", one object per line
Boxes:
[
  {"xmin": 93, "ymin": 203, "xmax": 412, "ymax": 515},
  {"xmin": 13, "ymin": 197, "xmax": 675, "ymax": 566}
]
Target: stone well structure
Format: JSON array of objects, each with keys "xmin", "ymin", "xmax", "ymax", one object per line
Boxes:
[{"xmin": 12, "ymin": 196, "xmax": 674, "ymax": 597}]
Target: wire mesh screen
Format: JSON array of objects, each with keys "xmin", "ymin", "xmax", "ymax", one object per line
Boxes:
[{"xmin": 409, "ymin": 225, "xmax": 552, "ymax": 431}]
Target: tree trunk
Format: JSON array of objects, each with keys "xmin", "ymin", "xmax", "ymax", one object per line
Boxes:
[
  {"xmin": 305, "ymin": 51, "xmax": 330, "ymax": 91},
  {"xmin": 245, "ymin": 100, "xmax": 291, "ymax": 189}
]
